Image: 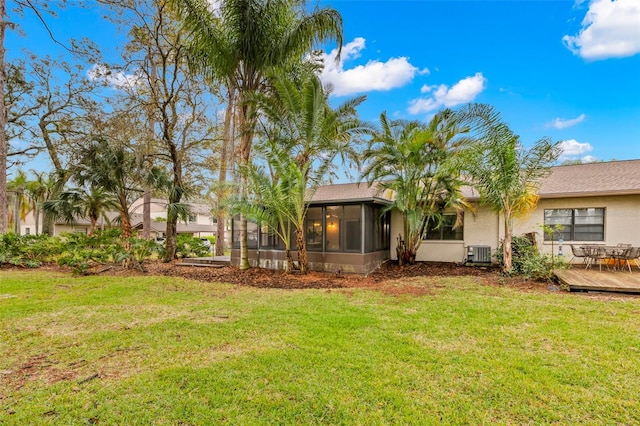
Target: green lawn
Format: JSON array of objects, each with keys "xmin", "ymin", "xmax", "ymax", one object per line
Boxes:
[{"xmin": 1, "ymin": 270, "xmax": 638, "ymax": 425}]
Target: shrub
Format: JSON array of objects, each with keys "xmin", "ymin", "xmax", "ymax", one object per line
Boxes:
[
  {"xmin": 0, "ymin": 233, "xmax": 64, "ymax": 267},
  {"xmin": 497, "ymin": 235, "xmax": 568, "ymax": 282},
  {"xmin": 57, "ymin": 230, "xmax": 163, "ymax": 274},
  {"xmin": 175, "ymin": 234, "xmax": 210, "ymax": 258}
]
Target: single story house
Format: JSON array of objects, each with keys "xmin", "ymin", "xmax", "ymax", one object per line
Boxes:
[
  {"xmin": 231, "ymin": 159, "xmax": 640, "ymax": 273},
  {"xmin": 21, "ymin": 198, "xmax": 219, "ymax": 239}
]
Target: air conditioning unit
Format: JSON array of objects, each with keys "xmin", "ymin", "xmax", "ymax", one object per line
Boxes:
[{"xmin": 466, "ymin": 245, "xmax": 492, "ymax": 264}]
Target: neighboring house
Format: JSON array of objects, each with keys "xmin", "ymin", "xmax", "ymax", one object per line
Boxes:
[
  {"xmin": 17, "ymin": 210, "xmax": 42, "ymax": 236},
  {"xmin": 231, "ymin": 159, "xmax": 640, "ymax": 273},
  {"xmin": 128, "ymin": 198, "xmax": 218, "ymax": 239},
  {"xmin": 20, "ymin": 198, "xmax": 219, "ymax": 239},
  {"xmin": 52, "ymin": 211, "xmax": 121, "ymax": 236}
]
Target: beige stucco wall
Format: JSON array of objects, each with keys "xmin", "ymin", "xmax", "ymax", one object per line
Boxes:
[
  {"xmin": 129, "ymin": 198, "xmax": 168, "ymax": 215},
  {"xmin": 391, "ymin": 194, "xmax": 640, "ymax": 262},
  {"xmin": 389, "ymin": 209, "xmax": 403, "ymax": 261},
  {"xmin": 391, "ymin": 205, "xmax": 500, "ymax": 263},
  {"xmin": 513, "ymin": 194, "xmax": 640, "ymax": 256},
  {"xmin": 462, "ymin": 205, "xmax": 500, "ymax": 250}
]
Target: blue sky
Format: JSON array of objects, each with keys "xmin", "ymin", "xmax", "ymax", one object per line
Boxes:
[
  {"xmin": 317, "ymin": 0, "xmax": 640, "ymax": 163},
  {"xmin": 8, "ymin": 0, "xmax": 640, "ymax": 170}
]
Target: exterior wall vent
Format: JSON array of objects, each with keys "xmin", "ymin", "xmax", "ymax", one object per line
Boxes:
[{"xmin": 467, "ymin": 245, "xmax": 492, "ymax": 263}]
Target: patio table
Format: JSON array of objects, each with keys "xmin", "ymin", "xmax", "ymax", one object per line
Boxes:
[{"xmin": 581, "ymin": 245, "xmax": 632, "ymax": 271}]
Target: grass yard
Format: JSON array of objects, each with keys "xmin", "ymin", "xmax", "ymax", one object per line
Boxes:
[{"xmin": 1, "ymin": 270, "xmax": 639, "ymax": 425}]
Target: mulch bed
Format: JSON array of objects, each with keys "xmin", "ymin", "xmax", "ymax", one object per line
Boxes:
[
  {"xmin": 99, "ymin": 260, "xmax": 548, "ymax": 295},
  {"xmin": 3, "ymin": 259, "xmax": 549, "ymax": 295}
]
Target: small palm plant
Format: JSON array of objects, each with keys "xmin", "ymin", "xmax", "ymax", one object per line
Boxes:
[{"xmin": 361, "ymin": 110, "xmax": 471, "ymax": 265}]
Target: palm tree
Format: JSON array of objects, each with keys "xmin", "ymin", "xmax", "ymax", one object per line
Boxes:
[
  {"xmin": 457, "ymin": 104, "xmax": 561, "ymax": 272},
  {"xmin": 73, "ymin": 139, "xmax": 140, "ymax": 240},
  {"xmin": 7, "ymin": 170, "xmax": 29, "ymax": 234},
  {"xmin": 24, "ymin": 171, "xmax": 56, "ymax": 235},
  {"xmin": 361, "ymin": 110, "xmax": 471, "ymax": 265},
  {"xmin": 42, "ymin": 186, "xmax": 118, "ymax": 235},
  {"xmin": 170, "ymin": 0, "xmax": 344, "ymax": 269},
  {"xmin": 239, "ymin": 149, "xmax": 304, "ymax": 272},
  {"xmin": 248, "ymin": 74, "xmax": 367, "ymax": 273}
]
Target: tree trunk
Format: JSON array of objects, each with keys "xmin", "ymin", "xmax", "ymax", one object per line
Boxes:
[
  {"xmin": 120, "ymin": 206, "xmax": 132, "ymax": 240},
  {"xmin": 296, "ymin": 229, "xmax": 307, "ymax": 274},
  {"xmin": 164, "ymin": 210, "xmax": 178, "ymax": 262},
  {"xmin": 143, "ymin": 58, "xmax": 156, "ymax": 240},
  {"xmin": 88, "ymin": 217, "xmax": 97, "ymax": 236},
  {"xmin": 238, "ymin": 98, "xmax": 253, "ymax": 270},
  {"xmin": 215, "ymin": 215, "xmax": 225, "ymax": 255},
  {"xmin": 215, "ymin": 85, "xmax": 235, "ymax": 256},
  {"xmin": 13, "ymin": 188, "xmax": 21, "ymax": 234},
  {"xmin": 163, "ymin": 156, "xmax": 183, "ymax": 262},
  {"xmin": 502, "ymin": 213, "xmax": 513, "ymax": 273},
  {"xmin": 0, "ymin": 0, "xmax": 7, "ymax": 234},
  {"xmin": 34, "ymin": 206, "xmax": 40, "ymax": 235},
  {"xmin": 142, "ymin": 189, "xmax": 151, "ymax": 239},
  {"xmin": 238, "ymin": 212, "xmax": 250, "ymax": 269},
  {"xmin": 285, "ymin": 247, "xmax": 293, "ymax": 272}
]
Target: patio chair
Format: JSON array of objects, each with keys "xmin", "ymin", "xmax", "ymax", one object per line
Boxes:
[
  {"xmin": 618, "ymin": 247, "xmax": 640, "ymax": 273},
  {"xmin": 569, "ymin": 245, "xmax": 589, "ymax": 265},
  {"xmin": 585, "ymin": 246, "xmax": 610, "ymax": 272}
]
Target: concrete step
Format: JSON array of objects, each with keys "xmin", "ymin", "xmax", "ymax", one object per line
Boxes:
[
  {"xmin": 178, "ymin": 256, "xmax": 230, "ymax": 268},
  {"xmin": 177, "ymin": 262, "xmax": 226, "ymax": 268}
]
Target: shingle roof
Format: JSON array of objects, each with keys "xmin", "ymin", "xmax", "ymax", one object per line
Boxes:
[
  {"xmin": 309, "ymin": 182, "xmax": 394, "ymax": 204},
  {"xmin": 539, "ymin": 159, "xmax": 640, "ymax": 198}
]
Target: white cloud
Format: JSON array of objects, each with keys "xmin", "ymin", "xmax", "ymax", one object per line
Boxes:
[
  {"xmin": 547, "ymin": 113, "xmax": 586, "ymax": 129},
  {"xmin": 563, "ymin": 0, "xmax": 640, "ymax": 60},
  {"xmin": 559, "ymin": 139, "xmax": 594, "ymax": 161},
  {"xmin": 320, "ymin": 37, "xmax": 427, "ymax": 96},
  {"xmin": 407, "ymin": 73, "xmax": 486, "ymax": 114},
  {"xmin": 88, "ymin": 64, "xmax": 141, "ymax": 90}
]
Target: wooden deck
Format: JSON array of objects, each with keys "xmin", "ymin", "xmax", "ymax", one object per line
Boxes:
[{"xmin": 555, "ymin": 268, "xmax": 640, "ymax": 294}]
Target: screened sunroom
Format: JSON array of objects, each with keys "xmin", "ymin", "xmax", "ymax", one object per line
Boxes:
[{"xmin": 230, "ymin": 183, "xmax": 393, "ymax": 274}]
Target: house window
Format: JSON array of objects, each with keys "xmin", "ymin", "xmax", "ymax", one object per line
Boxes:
[
  {"xmin": 423, "ymin": 213, "xmax": 463, "ymax": 241},
  {"xmin": 25, "ymin": 227, "xmax": 30, "ymax": 235},
  {"xmin": 544, "ymin": 208, "xmax": 605, "ymax": 241}
]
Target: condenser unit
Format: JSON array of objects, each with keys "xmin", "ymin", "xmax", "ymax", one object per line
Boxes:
[{"xmin": 466, "ymin": 245, "xmax": 492, "ymax": 264}]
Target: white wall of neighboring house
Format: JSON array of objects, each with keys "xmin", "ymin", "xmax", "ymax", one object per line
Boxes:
[
  {"xmin": 194, "ymin": 213, "xmax": 213, "ymax": 226},
  {"xmin": 19, "ymin": 210, "xmax": 40, "ymax": 235}
]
